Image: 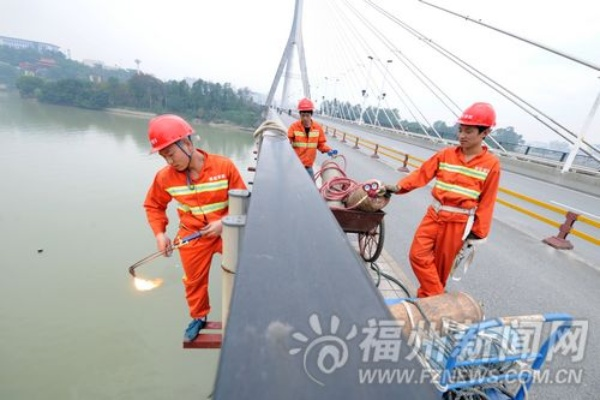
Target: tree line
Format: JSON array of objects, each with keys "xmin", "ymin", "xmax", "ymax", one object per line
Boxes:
[
  {"xmin": 1, "ymin": 46, "xmax": 263, "ymax": 127},
  {"xmin": 319, "ymin": 99, "xmax": 525, "ymax": 150},
  {"xmin": 2, "ymin": 44, "xmax": 524, "ymax": 144}
]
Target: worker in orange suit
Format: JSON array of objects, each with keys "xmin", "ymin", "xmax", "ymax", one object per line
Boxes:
[
  {"xmin": 288, "ymin": 98, "xmax": 337, "ymax": 178},
  {"xmin": 143, "ymin": 114, "xmax": 247, "ymax": 342},
  {"xmin": 385, "ymin": 102, "xmax": 501, "ymax": 298}
]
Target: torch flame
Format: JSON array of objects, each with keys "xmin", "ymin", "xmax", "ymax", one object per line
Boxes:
[{"xmin": 133, "ymin": 277, "xmax": 164, "ymax": 291}]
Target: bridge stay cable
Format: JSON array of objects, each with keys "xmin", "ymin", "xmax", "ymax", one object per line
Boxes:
[
  {"xmin": 319, "ymin": 0, "xmax": 504, "ymax": 148},
  {"xmin": 328, "ymin": 0, "xmax": 440, "ymax": 139},
  {"xmin": 318, "ymin": 1, "xmax": 372, "ymax": 117},
  {"xmin": 324, "ymin": 1, "xmax": 390, "ymax": 113},
  {"xmin": 344, "ymin": 0, "xmax": 465, "ymax": 141},
  {"xmin": 313, "ymin": 0, "xmax": 420, "ymax": 133},
  {"xmin": 347, "ymin": 0, "xmax": 463, "ymax": 116},
  {"xmin": 268, "ymin": 0, "xmax": 598, "ymax": 169},
  {"xmin": 419, "ymin": 0, "xmax": 600, "ymax": 73},
  {"xmin": 341, "ymin": 0, "xmax": 443, "ymax": 139},
  {"xmin": 336, "ymin": 0, "xmax": 441, "ymax": 138},
  {"xmin": 418, "ymin": 0, "xmax": 600, "ymax": 168},
  {"xmin": 364, "ymin": 0, "xmax": 600, "ymax": 164},
  {"xmin": 315, "ymin": 0, "xmax": 506, "ymax": 149}
]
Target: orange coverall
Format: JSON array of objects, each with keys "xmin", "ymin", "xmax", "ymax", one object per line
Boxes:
[
  {"xmin": 396, "ymin": 146, "xmax": 500, "ymax": 297},
  {"xmin": 288, "ymin": 120, "xmax": 332, "ymax": 167},
  {"xmin": 144, "ymin": 149, "xmax": 247, "ymax": 318}
]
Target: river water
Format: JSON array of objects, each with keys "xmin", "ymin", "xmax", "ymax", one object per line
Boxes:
[{"xmin": 0, "ymin": 92, "xmax": 255, "ymax": 399}]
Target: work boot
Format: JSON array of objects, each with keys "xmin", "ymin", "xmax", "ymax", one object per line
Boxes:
[{"xmin": 184, "ymin": 317, "xmax": 207, "ymax": 342}]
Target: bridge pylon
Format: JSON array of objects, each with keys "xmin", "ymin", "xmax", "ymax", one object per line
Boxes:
[{"xmin": 265, "ymin": 0, "xmax": 310, "ymax": 111}]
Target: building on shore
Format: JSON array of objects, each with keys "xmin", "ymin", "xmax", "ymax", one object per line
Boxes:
[{"xmin": 0, "ymin": 35, "xmax": 60, "ymax": 53}]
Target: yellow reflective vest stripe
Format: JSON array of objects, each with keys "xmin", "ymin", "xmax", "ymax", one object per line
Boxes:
[
  {"xmin": 166, "ymin": 179, "xmax": 230, "ymax": 216},
  {"xmin": 177, "ymin": 200, "xmax": 229, "ymax": 215},
  {"xmin": 434, "ymin": 180, "xmax": 481, "ymax": 199},
  {"xmin": 293, "ymin": 131, "xmax": 320, "ymax": 138},
  {"xmin": 292, "ymin": 142, "xmax": 318, "ymax": 148},
  {"xmin": 166, "ymin": 180, "xmax": 229, "ymax": 196},
  {"xmin": 439, "ymin": 162, "xmax": 488, "ymax": 180}
]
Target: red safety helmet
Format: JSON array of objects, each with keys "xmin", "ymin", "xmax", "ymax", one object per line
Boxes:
[
  {"xmin": 457, "ymin": 102, "xmax": 496, "ymax": 128},
  {"xmin": 148, "ymin": 114, "xmax": 194, "ymax": 153},
  {"xmin": 297, "ymin": 98, "xmax": 314, "ymax": 112}
]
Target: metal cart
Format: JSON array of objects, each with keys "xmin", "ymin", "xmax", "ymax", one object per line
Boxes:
[{"xmin": 331, "ymin": 207, "xmax": 385, "ymax": 262}]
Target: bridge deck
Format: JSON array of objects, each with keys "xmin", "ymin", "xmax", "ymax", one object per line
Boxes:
[{"xmin": 261, "ymin": 113, "xmax": 599, "ymax": 399}]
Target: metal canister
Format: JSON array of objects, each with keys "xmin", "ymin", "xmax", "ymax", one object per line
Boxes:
[
  {"xmin": 345, "ymin": 185, "xmax": 389, "ymax": 212},
  {"xmin": 320, "ymin": 159, "xmax": 345, "ymax": 208},
  {"xmin": 389, "ymin": 291, "xmax": 484, "ymax": 338}
]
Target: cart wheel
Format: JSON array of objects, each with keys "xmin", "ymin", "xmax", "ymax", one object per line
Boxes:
[{"xmin": 358, "ymin": 220, "xmax": 385, "ymax": 262}]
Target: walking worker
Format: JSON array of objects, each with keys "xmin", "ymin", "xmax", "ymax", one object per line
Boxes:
[
  {"xmin": 288, "ymin": 98, "xmax": 337, "ymax": 178},
  {"xmin": 143, "ymin": 114, "xmax": 247, "ymax": 342},
  {"xmin": 385, "ymin": 102, "xmax": 501, "ymax": 298}
]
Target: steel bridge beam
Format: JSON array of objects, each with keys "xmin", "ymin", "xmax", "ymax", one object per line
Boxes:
[{"xmin": 213, "ymin": 131, "xmax": 437, "ymax": 399}]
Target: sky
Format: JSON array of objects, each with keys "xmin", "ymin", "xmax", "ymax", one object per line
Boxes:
[{"xmin": 2, "ymin": 0, "xmax": 600, "ymax": 146}]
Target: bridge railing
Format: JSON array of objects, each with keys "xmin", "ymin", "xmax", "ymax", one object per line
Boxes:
[
  {"xmin": 323, "ymin": 125, "xmax": 600, "ymax": 249},
  {"xmin": 213, "ymin": 121, "xmax": 438, "ymax": 399},
  {"xmin": 321, "ymin": 116, "xmax": 600, "ymax": 174},
  {"xmin": 496, "ymin": 188, "xmax": 600, "ymax": 249},
  {"xmin": 325, "ymin": 125, "xmax": 425, "ymax": 170},
  {"xmin": 491, "ymin": 141, "xmax": 600, "ymax": 171}
]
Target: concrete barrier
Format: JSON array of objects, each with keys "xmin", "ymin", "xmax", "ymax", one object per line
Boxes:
[{"xmin": 498, "ymin": 155, "xmax": 600, "ymax": 196}]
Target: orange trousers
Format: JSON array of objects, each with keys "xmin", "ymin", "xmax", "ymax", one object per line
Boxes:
[
  {"xmin": 409, "ymin": 207, "xmax": 468, "ymax": 298},
  {"xmin": 177, "ymin": 234, "xmax": 222, "ymax": 319}
]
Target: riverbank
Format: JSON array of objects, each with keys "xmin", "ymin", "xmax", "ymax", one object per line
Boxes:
[
  {"xmin": 105, "ymin": 108, "xmax": 255, "ymax": 132},
  {"xmin": 206, "ymin": 120, "xmax": 255, "ymax": 133},
  {"xmin": 105, "ymin": 108, "xmax": 157, "ymax": 118}
]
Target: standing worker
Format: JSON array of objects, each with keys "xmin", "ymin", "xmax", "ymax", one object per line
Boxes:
[
  {"xmin": 288, "ymin": 98, "xmax": 338, "ymax": 178},
  {"xmin": 143, "ymin": 114, "xmax": 247, "ymax": 342},
  {"xmin": 385, "ymin": 102, "xmax": 501, "ymax": 298}
]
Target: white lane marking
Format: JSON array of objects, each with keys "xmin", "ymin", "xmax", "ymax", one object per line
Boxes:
[{"xmin": 550, "ymin": 201, "xmax": 600, "ymax": 220}]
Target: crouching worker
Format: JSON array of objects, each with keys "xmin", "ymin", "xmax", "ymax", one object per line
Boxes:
[
  {"xmin": 143, "ymin": 114, "xmax": 247, "ymax": 341},
  {"xmin": 385, "ymin": 103, "xmax": 500, "ymax": 298}
]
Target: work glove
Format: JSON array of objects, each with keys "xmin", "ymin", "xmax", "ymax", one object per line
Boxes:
[
  {"xmin": 466, "ymin": 231, "xmax": 487, "ymax": 246},
  {"xmin": 327, "ymin": 149, "xmax": 338, "ymax": 157},
  {"xmin": 382, "ymin": 184, "xmax": 399, "ymax": 198}
]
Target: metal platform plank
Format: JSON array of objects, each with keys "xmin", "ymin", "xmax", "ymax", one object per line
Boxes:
[{"xmin": 182, "ymin": 321, "xmax": 223, "ymax": 349}]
